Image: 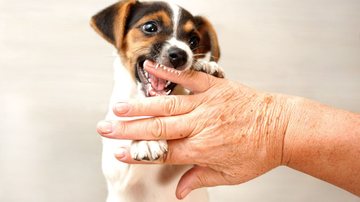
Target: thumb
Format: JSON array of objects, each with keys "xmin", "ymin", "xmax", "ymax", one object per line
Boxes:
[
  {"xmin": 176, "ymin": 166, "xmax": 227, "ymax": 199},
  {"xmin": 144, "ymin": 60, "xmax": 216, "ymax": 93}
]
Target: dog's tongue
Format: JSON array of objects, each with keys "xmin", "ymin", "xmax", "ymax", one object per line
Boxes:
[{"xmin": 149, "ymin": 73, "xmax": 166, "ymax": 91}]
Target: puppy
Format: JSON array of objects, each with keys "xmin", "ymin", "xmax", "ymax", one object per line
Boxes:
[{"xmin": 91, "ymin": 1, "xmax": 224, "ymax": 201}]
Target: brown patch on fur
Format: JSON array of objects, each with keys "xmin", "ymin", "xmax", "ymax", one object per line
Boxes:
[
  {"xmin": 183, "ymin": 20, "xmax": 195, "ymax": 32},
  {"xmin": 121, "ymin": 28, "xmax": 159, "ymax": 79}
]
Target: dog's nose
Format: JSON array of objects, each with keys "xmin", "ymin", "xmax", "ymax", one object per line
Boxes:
[{"xmin": 168, "ymin": 47, "xmax": 187, "ymax": 68}]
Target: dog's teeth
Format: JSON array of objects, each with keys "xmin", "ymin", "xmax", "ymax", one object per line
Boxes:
[
  {"xmin": 155, "ymin": 63, "xmax": 160, "ymax": 69},
  {"xmin": 166, "ymin": 89, "xmax": 171, "ymax": 95},
  {"xmin": 148, "ymin": 84, "xmax": 154, "ymax": 90},
  {"xmin": 166, "ymin": 81, "xmax": 171, "ymax": 87}
]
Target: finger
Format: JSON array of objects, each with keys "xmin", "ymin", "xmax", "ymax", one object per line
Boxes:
[
  {"xmin": 113, "ymin": 95, "xmax": 200, "ymax": 117},
  {"xmin": 114, "ymin": 140, "xmax": 196, "ymax": 165},
  {"xmin": 98, "ymin": 114, "xmax": 194, "ymax": 140},
  {"xmin": 176, "ymin": 166, "xmax": 227, "ymax": 200},
  {"xmin": 144, "ymin": 60, "xmax": 217, "ymax": 93}
]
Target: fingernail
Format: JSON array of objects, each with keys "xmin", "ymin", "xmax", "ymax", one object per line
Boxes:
[
  {"xmin": 180, "ymin": 188, "xmax": 191, "ymax": 199},
  {"xmin": 114, "ymin": 148, "xmax": 127, "ymax": 160},
  {"xmin": 115, "ymin": 102, "xmax": 130, "ymax": 114},
  {"xmin": 144, "ymin": 60, "xmax": 155, "ymax": 68},
  {"xmin": 97, "ymin": 121, "xmax": 113, "ymax": 134}
]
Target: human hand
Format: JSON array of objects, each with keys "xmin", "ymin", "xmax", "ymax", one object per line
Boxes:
[{"xmin": 97, "ymin": 61, "xmax": 296, "ymax": 199}]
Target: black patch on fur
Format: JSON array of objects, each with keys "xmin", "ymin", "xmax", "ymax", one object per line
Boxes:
[{"xmin": 92, "ymin": 4, "xmax": 118, "ymax": 43}]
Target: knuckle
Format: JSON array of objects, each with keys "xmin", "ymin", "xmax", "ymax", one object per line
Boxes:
[
  {"xmin": 162, "ymin": 96, "xmax": 179, "ymax": 116},
  {"xmin": 116, "ymin": 121, "xmax": 127, "ymax": 136},
  {"xmin": 150, "ymin": 118, "xmax": 166, "ymax": 139}
]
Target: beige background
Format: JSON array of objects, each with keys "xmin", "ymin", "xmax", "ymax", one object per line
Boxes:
[{"xmin": 0, "ymin": 0, "xmax": 359, "ymax": 201}]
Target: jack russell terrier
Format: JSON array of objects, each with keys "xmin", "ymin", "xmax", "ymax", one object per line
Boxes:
[{"xmin": 91, "ymin": 0, "xmax": 225, "ymax": 201}]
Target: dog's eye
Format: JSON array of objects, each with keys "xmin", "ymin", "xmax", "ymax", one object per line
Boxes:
[
  {"xmin": 189, "ymin": 36, "xmax": 200, "ymax": 49},
  {"xmin": 142, "ymin": 21, "xmax": 158, "ymax": 34}
]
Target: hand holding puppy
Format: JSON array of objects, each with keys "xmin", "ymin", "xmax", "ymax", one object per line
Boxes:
[
  {"xmin": 98, "ymin": 61, "xmax": 292, "ymax": 198},
  {"xmin": 97, "ymin": 61, "xmax": 360, "ymax": 199}
]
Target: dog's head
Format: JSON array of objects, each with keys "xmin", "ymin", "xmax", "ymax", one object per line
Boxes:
[{"xmin": 91, "ymin": 0, "xmax": 220, "ymax": 96}]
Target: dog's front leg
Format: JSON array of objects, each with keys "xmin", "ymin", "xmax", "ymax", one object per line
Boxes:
[{"xmin": 102, "ymin": 139, "xmax": 131, "ymax": 202}]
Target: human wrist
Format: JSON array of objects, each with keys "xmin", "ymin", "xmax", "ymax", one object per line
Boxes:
[
  {"xmin": 252, "ymin": 92, "xmax": 297, "ymax": 169},
  {"xmin": 280, "ymin": 95, "xmax": 325, "ymax": 168},
  {"xmin": 279, "ymin": 96, "xmax": 360, "ymax": 195}
]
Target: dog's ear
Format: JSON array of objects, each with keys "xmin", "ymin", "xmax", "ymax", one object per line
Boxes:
[
  {"xmin": 194, "ymin": 16, "xmax": 220, "ymax": 62},
  {"xmin": 90, "ymin": 0, "xmax": 137, "ymax": 48}
]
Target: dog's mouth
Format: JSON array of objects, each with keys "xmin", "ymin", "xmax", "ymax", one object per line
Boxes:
[{"xmin": 136, "ymin": 59, "xmax": 177, "ymax": 97}]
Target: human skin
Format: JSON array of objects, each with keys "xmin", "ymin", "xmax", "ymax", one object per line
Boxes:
[{"xmin": 97, "ymin": 61, "xmax": 360, "ymax": 199}]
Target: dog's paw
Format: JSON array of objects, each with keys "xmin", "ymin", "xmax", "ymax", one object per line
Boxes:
[
  {"xmin": 193, "ymin": 61, "xmax": 225, "ymax": 78},
  {"xmin": 130, "ymin": 140, "xmax": 168, "ymax": 161}
]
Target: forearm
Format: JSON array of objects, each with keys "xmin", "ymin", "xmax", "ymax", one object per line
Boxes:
[{"xmin": 283, "ymin": 97, "xmax": 360, "ymax": 196}]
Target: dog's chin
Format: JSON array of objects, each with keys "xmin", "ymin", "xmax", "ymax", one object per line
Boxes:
[{"xmin": 136, "ymin": 59, "xmax": 177, "ymax": 97}]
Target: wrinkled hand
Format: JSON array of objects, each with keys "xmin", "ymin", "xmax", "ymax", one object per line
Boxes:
[{"xmin": 97, "ymin": 61, "xmax": 294, "ymax": 199}]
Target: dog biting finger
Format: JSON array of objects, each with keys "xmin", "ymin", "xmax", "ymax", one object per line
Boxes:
[{"xmin": 144, "ymin": 60, "xmax": 216, "ymax": 93}]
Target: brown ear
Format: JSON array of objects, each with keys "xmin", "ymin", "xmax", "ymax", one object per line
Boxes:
[
  {"xmin": 194, "ymin": 16, "xmax": 220, "ymax": 62},
  {"xmin": 90, "ymin": 0, "xmax": 137, "ymax": 48}
]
